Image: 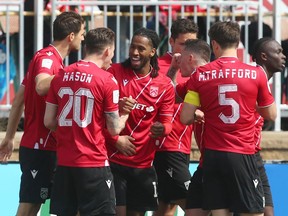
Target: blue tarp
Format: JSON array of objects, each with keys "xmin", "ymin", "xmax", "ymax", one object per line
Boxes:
[{"xmin": 0, "ymin": 43, "xmax": 16, "ymax": 100}]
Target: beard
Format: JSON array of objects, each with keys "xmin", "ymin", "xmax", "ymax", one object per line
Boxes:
[{"xmin": 130, "ymin": 56, "xmax": 151, "ymax": 72}]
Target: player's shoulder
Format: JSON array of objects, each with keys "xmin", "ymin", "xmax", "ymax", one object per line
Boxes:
[
  {"xmin": 158, "ymin": 53, "xmax": 172, "ymax": 63},
  {"xmin": 154, "ymin": 72, "xmax": 174, "ymax": 87},
  {"xmin": 36, "ymin": 45, "xmax": 57, "ymax": 57},
  {"xmin": 108, "ymin": 63, "xmax": 123, "ymax": 71}
]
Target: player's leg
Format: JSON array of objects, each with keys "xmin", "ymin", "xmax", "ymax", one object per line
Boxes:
[
  {"xmin": 153, "ymin": 201, "xmax": 177, "ymax": 216},
  {"xmin": 74, "ymin": 167, "xmax": 116, "ymax": 216},
  {"xmin": 17, "ymin": 147, "xmax": 56, "ymax": 216},
  {"xmin": 16, "ymin": 203, "xmax": 42, "ymax": 216},
  {"xmin": 154, "ymin": 152, "xmax": 191, "ymax": 215},
  {"xmin": 255, "ymin": 152, "xmax": 274, "ymax": 216},
  {"xmin": 110, "ymin": 162, "xmax": 128, "ymax": 216},
  {"xmin": 126, "ymin": 166, "xmax": 158, "ymax": 216},
  {"xmin": 185, "ymin": 166, "xmax": 210, "ymax": 216},
  {"xmin": 49, "ymin": 166, "xmax": 78, "ymax": 216}
]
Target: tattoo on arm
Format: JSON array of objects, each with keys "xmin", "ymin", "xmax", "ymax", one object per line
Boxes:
[{"xmin": 105, "ymin": 111, "xmax": 128, "ymax": 135}]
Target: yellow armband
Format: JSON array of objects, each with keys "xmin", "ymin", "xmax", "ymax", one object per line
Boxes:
[{"xmin": 184, "ymin": 90, "xmax": 200, "ymax": 106}]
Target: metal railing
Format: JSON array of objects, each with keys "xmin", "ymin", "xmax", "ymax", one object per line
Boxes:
[{"xmin": 0, "ymin": 0, "xmax": 287, "ymax": 131}]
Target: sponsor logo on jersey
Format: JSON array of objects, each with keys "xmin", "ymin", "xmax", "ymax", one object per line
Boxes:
[
  {"xmin": 184, "ymin": 180, "xmax": 191, "ymax": 190},
  {"xmin": 123, "ymin": 79, "xmax": 129, "ymax": 86},
  {"xmin": 133, "ymin": 103, "xmax": 155, "ymax": 113},
  {"xmin": 106, "ymin": 179, "xmax": 112, "ymax": 188},
  {"xmin": 113, "ymin": 90, "xmax": 119, "ymax": 104},
  {"xmin": 150, "ymin": 86, "xmax": 159, "ymax": 97},
  {"xmin": 253, "ymin": 179, "xmax": 259, "ymax": 188},
  {"xmin": 46, "ymin": 51, "xmax": 53, "ymax": 56},
  {"xmin": 146, "ymin": 106, "xmax": 154, "ymax": 112},
  {"xmin": 166, "ymin": 168, "xmax": 173, "ymax": 177},
  {"xmin": 30, "ymin": 169, "xmax": 38, "ymax": 179}
]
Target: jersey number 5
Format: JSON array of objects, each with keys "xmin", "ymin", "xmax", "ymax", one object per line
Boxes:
[
  {"xmin": 58, "ymin": 87, "xmax": 94, "ymax": 128},
  {"xmin": 218, "ymin": 84, "xmax": 240, "ymax": 124}
]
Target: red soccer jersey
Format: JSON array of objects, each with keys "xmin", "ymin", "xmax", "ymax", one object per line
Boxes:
[
  {"xmin": 176, "ymin": 80, "xmax": 205, "ymax": 164},
  {"xmin": 46, "ymin": 60, "xmax": 119, "ymax": 167},
  {"xmin": 157, "ymin": 52, "xmax": 192, "ymax": 154},
  {"xmin": 107, "ymin": 63, "xmax": 174, "ymax": 168},
  {"xmin": 20, "ymin": 45, "xmax": 63, "ymax": 151},
  {"xmin": 254, "ymin": 112, "xmax": 264, "ymax": 152},
  {"xmin": 254, "ymin": 65, "xmax": 267, "ymax": 152},
  {"xmin": 185, "ymin": 57, "xmax": 275, "ymax": 154}
]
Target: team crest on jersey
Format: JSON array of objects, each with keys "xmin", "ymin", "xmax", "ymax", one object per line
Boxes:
[
  {"xmin": 40, "ymin": 188, "xmax": 48, "ymax": 199},
  {"xmin": 150, "ymin": 86, "xmax": 158, "ymax": 97}
]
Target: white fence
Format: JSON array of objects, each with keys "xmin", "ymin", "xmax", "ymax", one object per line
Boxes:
[{"xmin": 0, "ymin": 0, "xmax": 287, "ymax": 131}]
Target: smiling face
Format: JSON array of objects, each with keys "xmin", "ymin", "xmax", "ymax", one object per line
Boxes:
[{"xmin": 129, "ymin": 35, "xmax": 156, "ymax": 75}]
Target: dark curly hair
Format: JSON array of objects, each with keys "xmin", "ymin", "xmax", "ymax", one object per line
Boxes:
[{"xmin": 122, "ymin": 27, "xmax": 160, "ymax": 78}]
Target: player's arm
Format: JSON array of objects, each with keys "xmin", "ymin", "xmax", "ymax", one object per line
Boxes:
[
  {"xmin": 256, "ymin": 67, "xmax": 277, "ymax": 121},
  {"xmin": 257, "ymin": 102, "xmax": 277, "ymax": 121},
  {"xmin": 35, "ymin": 73, "xmax": 55, "ymax": 96},
  {"xmin": 0, "ymin": 85, "xmax": 25, "ymax": 162},
  {"xmin": 150, "ymin": 119, "xmax": 172, "ymax": 138},
  {"xmin": 44, "ymin": 103, "xmax": 58, "ymax": 131},
  {"xmin": 180, "ymin": 90, "xmax": 200, "ymax": 125},
  {"xmin": 105, "ymin": 112, "xmax": 129, "ymax": 136},
  {"xmin": 119, "ymin": 96, "xmax": 137, "ymax": 115},
  {"xmin": 167, "ymin": 53, "xmax": 181, "ymax": 85},
  {"xmin": 150, "ymin": 82, "xmax": 175, "ymax": 138}
]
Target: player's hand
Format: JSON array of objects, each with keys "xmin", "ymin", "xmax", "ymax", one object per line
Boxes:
[
  {"xmin": 170, "ymin": 53, "xmax": 181, "ymax": 70},
  {"xmin": 0, "ymin": 138, "xmax": 14, "ymax": 163},
  {"xmin": 119, "ymin": 96, "xmax": 137, "ymax": 115},
  {"xmin": 115, "ymin": 135, "xmax": 136, "ymax": 156},
  {"xmin": 150, "ymin": 121, "xmax": 165, "ymax": 138},
  {"xmin": 195, "ymin": 109, "xmax": 205, "ymax": 123}
]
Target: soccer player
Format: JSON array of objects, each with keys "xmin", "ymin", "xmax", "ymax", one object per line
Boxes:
[
  {"xmin": 250, "ymin": 38, "xmax": 285, "ymax": 216},
  {"xmin": 106, "ymin": 27, "xmax": 175, "ymax": 216},
  {"xmin": 180, "ymin": 21, "xmax": 277, "ymax": 216},
  {"xmin": 153, "ymin": 18, "xmax": 199, "ymax": 216},
  {"xmin": 175, "ymin": 39, "xmax": 211, "ymax": 216},
  {"xmin": 44, "ymin": 27, "xmax": 127, "ymax": 216},
  {"xmin": 0, "ymin": 11, "xmax": 85, "ymax": 215}
]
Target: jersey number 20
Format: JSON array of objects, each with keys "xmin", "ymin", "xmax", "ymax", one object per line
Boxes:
[{"xmin": 58, "ymin": 87, "xmax": 94, "ymax": 128}]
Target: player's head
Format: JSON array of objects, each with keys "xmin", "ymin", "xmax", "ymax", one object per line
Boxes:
[
  {"xmin": 53, "ymin": 11, "xmax": 85, "ymax": 51},
  {"xmin": 180, "ymin": 39, "xmax": 211, "ymax": 77},
  {"xmin": 85, "ymin": 27, "xmax": 115, "ymax": 69},
  {"xmin": 123, "ymin": 27, "xmax": 160, "ymax": 78},
  {"xmin": 170, "ymin": 18, "xmax": 198, "ymax": 54},
  {"xmin": 252, "ymin": 37, "xmax": 286, "ymax": 77},
  {"xmin": 209, "ymin": 21, "xmax": 240, "ymax": 57}
]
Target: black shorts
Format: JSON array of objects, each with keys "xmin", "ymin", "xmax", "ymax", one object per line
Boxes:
[
  {"xmin": 255, "ymin": 151, "xmax": 273, "ymax": 207},
  {"xmin": 110, "ymin": 162, "xmax": 158, "ymax": 212},
  {"xmin": 19, "ymin": 146, "xmax": 56, "ymax": 203},
  {"xmin": 50, "ymin": 166, "xmax": 116, "ymax": 216},
  {"xmin": 202, "ymin": 149, "xmax": 264, "ymax": 213},
  {"xmin": 186, "ymin": 166, "xmax": 204, "ymax": 209},
  {"xmin": 153, "ymin": 151, "xmax": 191, "ymax": 203}
]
